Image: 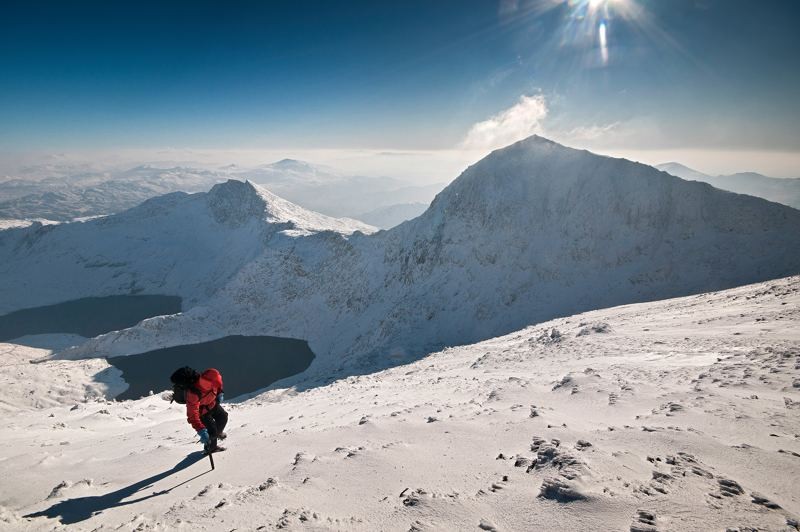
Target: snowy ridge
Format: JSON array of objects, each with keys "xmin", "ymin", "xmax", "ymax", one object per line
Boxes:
[
  {"xmin": 0, "ymin": 180, "xmax": 374, "ymax": 316},
  {"xmin": 1, "ymin": 276, "xmax": 798, "ymax": 530},
  {"xmin": 26, "ymin": 136, "xmax": 798, "ymax": 377},
  {"xmin": 206, "ymin": 179, "xmax": 374, "ymax": 234}
]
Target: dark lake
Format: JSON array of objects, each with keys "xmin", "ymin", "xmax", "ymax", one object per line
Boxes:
[
  {"xmin": 0, "ymin": 295, "xmax": 182, "ymax": 342},
  {"xmin": 108, "ymin": 335, "xmax": 315, "ymax": 400}
]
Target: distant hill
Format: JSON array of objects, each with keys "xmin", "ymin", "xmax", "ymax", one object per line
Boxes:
[
  {"xmin": 657, "ymin": 162, "xmax": 800, "ymax": 209},
  {"xmin": 0, "ymin": 160, "xmax": 443, "ymax": 223},
  {"xmin": 354, "ymin": 202, "xmax": 429, "ymax": 229}
]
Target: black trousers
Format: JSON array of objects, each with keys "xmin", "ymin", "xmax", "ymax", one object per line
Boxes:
[{"xmin": 200, "ymin": 402, "xmax": 228, "ymax": 446}]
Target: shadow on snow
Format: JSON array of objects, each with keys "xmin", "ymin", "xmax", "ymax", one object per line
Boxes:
[{"xmin": 23, "ymin": 452, "xmax": 210, "ymax": 525}]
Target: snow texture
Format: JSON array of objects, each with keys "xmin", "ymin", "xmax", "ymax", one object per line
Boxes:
[{"xmin": 0, "ymin": 276, "xmax": 798, "ymax": 530}]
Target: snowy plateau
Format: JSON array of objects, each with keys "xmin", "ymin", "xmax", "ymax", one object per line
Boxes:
[{"xmin": 0, "ymin": 135, "xmax": 799, "ymax": 531}]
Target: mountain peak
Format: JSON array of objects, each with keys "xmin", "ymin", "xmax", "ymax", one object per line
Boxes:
[
  {"xmin": 656, "ymin": 162, "xmax": 713, "ymax": 182},
  {"xmin": 206, "ymin": 179, "xmax": 375, "ymax": 234},
  {"xmin": 515, "ymin": 133, "xmax": 559, "ymax": 146},
  {"xmin": 418, "ymin": 135, "xmax": 800, "ymax": 238},
  {"xmin": 269, "ymin": 158, "xmax": 315, "ymax": 171},
  {"xmin": 505, "ymin": 134, "xmax": 566, "ymax": 151},
  {"xmin": 657, "ymin": 161, "xmax": 694, "ymax": 171},
  {"xmin": 206, "ymin": 179, "xmax": 270, "ymax": 227}
]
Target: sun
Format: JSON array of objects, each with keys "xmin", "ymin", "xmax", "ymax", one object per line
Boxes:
[{"xmin": 587, "ymin": 0, "xmax": 624, "ymax": 11}]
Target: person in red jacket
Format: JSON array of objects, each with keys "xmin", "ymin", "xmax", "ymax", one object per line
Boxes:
[{"xmin": 170, "ymin": 366, "xmax": 228, "ymax": 453}]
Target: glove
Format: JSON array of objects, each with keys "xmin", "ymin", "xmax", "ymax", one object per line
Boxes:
[
  {"xmin": 197, "ymin": 428, "xmax": 210, "ymax": 445},
  {"xmin": 218, "ymin": 392, "xmax": 224, "ymax": 403}
]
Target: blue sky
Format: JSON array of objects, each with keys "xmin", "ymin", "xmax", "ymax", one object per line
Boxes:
[{"xmin": 1, "ymin": 1, "xmax": 799, "ymax": 175}]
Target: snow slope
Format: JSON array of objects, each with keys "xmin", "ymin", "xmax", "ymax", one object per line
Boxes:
[
  {"xmin": 41, "ymin": 136, "xmax": 800, "ymax": 378},
  {"xmin": 1, "ymin": 276, "xmax": 798, "ymax": 530},
  {"xmin": 657, "ymin": 162, "xmax": 800, "ymax": 210}
]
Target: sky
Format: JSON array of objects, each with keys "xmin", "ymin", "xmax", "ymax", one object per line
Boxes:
[{"xmin": 1, "ymin": 0, "xmax": 799, "ymax": 179}]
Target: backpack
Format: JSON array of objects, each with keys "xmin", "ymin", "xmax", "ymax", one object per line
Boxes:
[
  {"xmin": 171, "ymin": 383, "xmax": 200, "ymax": 404},
  {"xmin": 170, "ymin": 366, "xmax": 201, "ymax": 404},
  {"xmin": 169, "ymin": 367, "xmax": 223, "ymax": 404}
]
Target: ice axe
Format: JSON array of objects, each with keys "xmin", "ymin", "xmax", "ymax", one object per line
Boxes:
[{"xmin": 206, "ymin": 449, "xmax": 215, "ymax": 470}]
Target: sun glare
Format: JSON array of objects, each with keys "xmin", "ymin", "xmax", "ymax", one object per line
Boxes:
[
  {"xmin": 556, "ymin": 0, "xmax": 643, "ymax": 67},
  {"xmin": 599, "ymin": 21, "xmax": 609, "ymax": 64}
]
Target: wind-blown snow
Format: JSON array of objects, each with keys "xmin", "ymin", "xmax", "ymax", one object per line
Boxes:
[{"xmin": 1, "ymin": 276, "xmax": 798, "ymax": 530}]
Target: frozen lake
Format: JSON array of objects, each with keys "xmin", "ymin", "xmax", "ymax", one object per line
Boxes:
[
  {"xmin": 0, "ymin": 295, "xmax": 181, "ymax": 342},
  {"xmin": 108, "ymin": 335, "xmax": 315, "ymax": 400}
]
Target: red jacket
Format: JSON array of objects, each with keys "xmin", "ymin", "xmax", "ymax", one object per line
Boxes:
[{"xmin": 185, "ymin": 368, "xmax": 223, "ymax": 431}]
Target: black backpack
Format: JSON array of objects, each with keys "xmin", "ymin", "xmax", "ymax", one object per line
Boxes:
[
  {"xmin": 171, "ymin": 383, "xmax": 200, "ymax": 404},
  {"xmin": 170, "ymin": 366, "xmax": 201, "ymax": 404}
]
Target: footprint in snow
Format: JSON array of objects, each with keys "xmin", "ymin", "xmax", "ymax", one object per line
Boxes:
[
  {"xmin": 750, "ymin": 491, "xmax": 782, "ymax": 509},
  {"xmin": 630, "ymin": 509, "xmax": 657, "ymax": 532},
  {"xmin": 334, "ymin": 446, "xmax": 363, "ymax": 458},
  {"xmin": 409, "ymin": 519, "xmax": 434, "ymax": 531},
  {"xmin": 291, "ymin": 451, "xmax": 316, "ymax": 467},
  {"xmin": 478, "ymin": 518, "xmax": 499, "ymax": 531}
]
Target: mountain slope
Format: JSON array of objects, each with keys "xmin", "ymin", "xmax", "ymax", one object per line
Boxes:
[
  {"xmin": 36, "ymin": 136, "xmax": 800, "ymax": 378},
  {"xmin": 657, "ymin": 162, "xmax": 800, "ymax": 209},
  {"xmin": 2, "ymin": 276, "xmax": 798, "ymax": 530}
]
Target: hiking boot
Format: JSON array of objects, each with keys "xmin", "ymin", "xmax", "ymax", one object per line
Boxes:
[{"xmin": 204, "ymin": 443, "xmax": 226, "ymax": 454}]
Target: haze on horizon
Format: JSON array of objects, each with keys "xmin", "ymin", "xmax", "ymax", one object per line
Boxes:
[{"xmin": 1, "ymin": 0, "xmax": 799, "ymax": 181}]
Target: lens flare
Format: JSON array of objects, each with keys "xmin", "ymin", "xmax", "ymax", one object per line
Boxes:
[
  {"xmin": 501, "ymin": 0, "xmax": 680, "ymax": 73},
  {"xmin": 599, "ymin": 21, "xmax": 608, "ymax": 64},
  {"xmin": 557, "ymin": 0, "xmax": 639, "ymax": 67}
]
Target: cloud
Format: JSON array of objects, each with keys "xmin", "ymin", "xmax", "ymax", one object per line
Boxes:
[
  {"xmin": 560, "ymin": 122, "xmax": 621, "ymax": 142},
  {"xmin": 461, "ymin": 95, "xmax": 548, "ymax": 151}
]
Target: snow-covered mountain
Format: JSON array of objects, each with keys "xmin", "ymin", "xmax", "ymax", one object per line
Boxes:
[
  {"xmin": 4, "ymin": 135, "xmax": 798, "ymax": 378},
  {"xmin": 0, "ymin": 180, "xmax": 374, "ymax": 316},
  {"xmin": 657, "ymin": 162, "xmax": 800, "ymax": 210}
]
